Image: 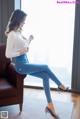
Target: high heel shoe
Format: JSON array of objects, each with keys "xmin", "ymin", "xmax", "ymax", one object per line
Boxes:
[
  {"xmin": 45, "ymin": 106, "xmax": 59, "ymax": 119},
  {"xmin": 58, "ymin": 85, "xmax": 69, "ymax": 91}
]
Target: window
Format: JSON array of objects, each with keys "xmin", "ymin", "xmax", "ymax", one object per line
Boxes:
[{"xmin": 21, "ymin": 0, "xmax": 75, "ymax": 88}]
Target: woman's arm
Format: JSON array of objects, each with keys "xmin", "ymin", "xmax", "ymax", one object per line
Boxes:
[
  {"xmin": 17, "ymin": 47, "xmax": 29, "ymax": 55},
  {"xmin": 22, "ymin": 35, "xmax": 34, "ymax": 45}
]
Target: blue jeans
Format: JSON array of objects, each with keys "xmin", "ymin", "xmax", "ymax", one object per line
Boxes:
[{"xmin": 14, "ymin": 54, "xmax": 62, "ymax": 103}]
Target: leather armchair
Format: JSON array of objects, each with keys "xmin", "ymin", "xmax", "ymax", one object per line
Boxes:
[{"xmin": 0, "ymin": 43, "xmax": 26, "ymax": 112}]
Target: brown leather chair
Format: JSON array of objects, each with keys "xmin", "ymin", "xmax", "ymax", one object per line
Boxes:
[{"xmin": 0, "ymin": 43, "xmax": 26, "ymax": 112}]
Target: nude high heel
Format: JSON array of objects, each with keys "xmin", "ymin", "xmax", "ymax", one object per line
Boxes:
[
  {"xmin": 58, "ymin": 84, "xmax": 69, "ymax": 91},
  {"xmin": 45, "ymin": 106, "xmax": 60, "ymax": 119}
]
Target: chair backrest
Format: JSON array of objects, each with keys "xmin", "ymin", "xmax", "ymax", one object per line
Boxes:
[{"xmin": 0, "ymin": 43, "xmax": 11, "ymax": 76}]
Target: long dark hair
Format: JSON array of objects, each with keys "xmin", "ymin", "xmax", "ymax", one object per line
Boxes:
[{"xmin": 5, "ymin": 9, "xmax": 27, "ymax": 35}]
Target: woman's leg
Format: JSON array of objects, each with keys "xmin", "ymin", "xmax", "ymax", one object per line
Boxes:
[
  {"xmin": 29, "ymin": 71, "xmax": 59, "ymax": 118},
  {"xmin": 16, "ymin": 63, "xmax": 62, "ymax": 87},
  {"xmin": 29, "ymin": 71, "xmax": 52, "ymax": 103}
]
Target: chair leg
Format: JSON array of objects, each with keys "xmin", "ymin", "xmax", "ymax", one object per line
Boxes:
[{"xmin": 19, "ymin": 103, "xmax": 23, "ymax": 113}]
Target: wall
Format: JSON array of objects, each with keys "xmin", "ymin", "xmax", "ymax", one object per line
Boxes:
[
  {"xmin": 0, "ymin": 0, "xmax": 14, "ymax": 43},
  {"xmin": 0, "ymin": 0, "xmax": 21, "ymax": 43},
  {"xmin": 72, "ymin": 4, "xmax": 80, "ymax": 93}
]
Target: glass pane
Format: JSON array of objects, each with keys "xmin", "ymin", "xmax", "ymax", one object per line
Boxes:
[{"xmin": 21, "ymin": 0, "xmax": 75, "ymax": 88}]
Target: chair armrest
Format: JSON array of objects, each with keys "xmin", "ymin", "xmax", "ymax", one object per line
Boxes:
[{"xmin": 5, "ymin": 63, "xmax": 26, "ymax": 87}]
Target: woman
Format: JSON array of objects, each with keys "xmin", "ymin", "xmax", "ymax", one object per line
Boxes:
[{"xmin": 5, "ymin": 9, "xmax": 68, "ymax": 119}]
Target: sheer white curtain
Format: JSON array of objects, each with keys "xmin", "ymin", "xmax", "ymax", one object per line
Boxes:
[{"xmin": 21, "ymin": 0, "xmax": 75, "ymax": 87}]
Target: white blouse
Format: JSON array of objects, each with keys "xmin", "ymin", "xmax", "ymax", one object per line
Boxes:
[{"xmin": 5, "ymin": 30, "xmax": 29, "ymax": 58}]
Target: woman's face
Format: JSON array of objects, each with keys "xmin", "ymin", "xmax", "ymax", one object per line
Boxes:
[{"xmin": 20, "ymin": 16, "xmax": 26, "ymax": 28}]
